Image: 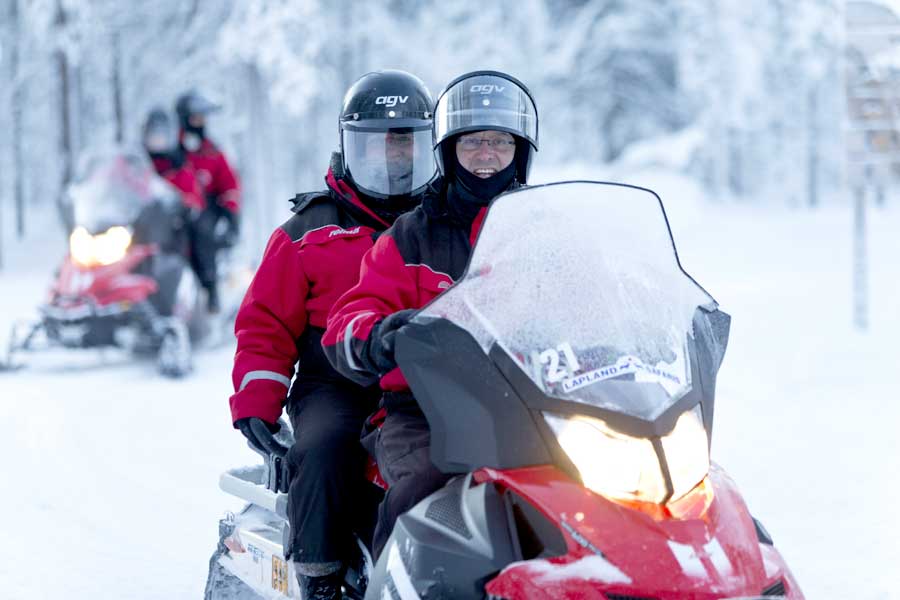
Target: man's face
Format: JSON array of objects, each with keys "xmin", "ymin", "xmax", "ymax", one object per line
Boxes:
[
  {"xmin": 455, "ymin": 130, "xmax": 516, "ymax": 178},
  {"xmin": 188, "ymin": 113, "xmax": 206, "ymax": 129},
  {"xmin": 365, "ymin": 131, "xmax": 415, "ymax": 161},
  {"xmin": 144, "ymin": 131, "xmax": 171, "ymax": 153},
  {"xmin": 361, "ymin": 131, "xmax": 418, "ymax": 193}
]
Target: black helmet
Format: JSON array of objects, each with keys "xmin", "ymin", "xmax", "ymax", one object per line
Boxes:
[
  {"xmin": 142, "ymin": 107, "xmax": 177, "ymax": 154},
  {"xmin": 339, "ymin": 70, "xmax": 436, "ymax": 200},
  {"xmin": 175, "ymin": 90, "xmax": 220, "ymax": 130},
  {"xmin": 433, "ymin": 71, "xmax": 538, "ymax": 184}
]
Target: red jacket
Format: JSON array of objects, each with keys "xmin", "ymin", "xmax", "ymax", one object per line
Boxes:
[
  {"xmin": 183, "ymin": 136, "xmax": 241, "ymax": 214},
  {"xmin": 322, "ymin": 185, "xmax": 489, "ymax": 401},
  {"xmin": 229, "ymin": 165, "xmax": 395, "ymax": 425},
  {"xmin": 150, "ymin": 155, "xmax": 206, "ymax": 212}
]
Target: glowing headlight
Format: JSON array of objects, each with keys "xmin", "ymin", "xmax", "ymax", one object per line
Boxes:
[
  {"xmin": 661, "ymin": 406, "xmax": 711, "ymax": 500},
  {"xmin": 69, "ymin": 226, "xmax": 132, "ymax": 267},
  {"xmin": 69, "ymin": 227, "xmax": 96, "ymax": 266},
  {"xmin": 544, "ymin": 406, "xmax": 709, "ymax": 505}
]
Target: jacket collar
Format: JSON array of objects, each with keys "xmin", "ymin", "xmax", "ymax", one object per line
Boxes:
[{"xmin": 325, "ymin": 167, "xmax": 391, "ymax": 230}]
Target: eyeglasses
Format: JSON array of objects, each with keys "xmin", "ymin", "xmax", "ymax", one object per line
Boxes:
[{"xmin": 456, "ymin": 136, "xmax": 516, "ymax": 152}]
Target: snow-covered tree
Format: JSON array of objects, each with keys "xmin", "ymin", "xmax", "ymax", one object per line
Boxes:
[
  {"xmin": 679, "ymin": 0, "xmax": 843, "ymax": 204},
  {"xmin": 0, "ymin": 0, "xmax": 865, "ymax": 272},
  {"xmin": 543, "ymin": 0, "xmax": 690, "ymax": 162}
]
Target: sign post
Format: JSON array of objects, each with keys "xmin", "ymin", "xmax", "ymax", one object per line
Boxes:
[{"xmin": 844, "ymin": 1, "xmax": 900, "ymax": 330}]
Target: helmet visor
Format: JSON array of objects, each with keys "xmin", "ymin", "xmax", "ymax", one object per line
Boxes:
[
  {"xmin": 343, "ymin": 128, "xmax": 436, "ymax": 197},
  {"xmin": 435, "ymin": 74, "xmax": 538, "ymax": 149}
]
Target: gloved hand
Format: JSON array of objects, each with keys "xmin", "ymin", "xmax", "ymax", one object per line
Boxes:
[
  {"xmin": 218, "ymin": 210, "xmax": 240, "ymax": 248},
  {"xmin": 364, "ymin": 309, "xmax": 417, "ymax": 375},
  {"xmin": 235, "ymin": 417, "xmax": 289, "ymax": 457},
  {"xmin": 225, "ymin": 210, "xmax": 240, "ymax": 236}
]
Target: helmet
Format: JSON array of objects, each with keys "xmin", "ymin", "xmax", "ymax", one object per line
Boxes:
[
  {"xmin": 142, "ymin": 107, "xmax": 177, "ymax": 154},
  {"xmin": 175, "ymin": 90, "xmax": 221, "ymax": 130},
  {"xmin": 339, "ymin": 70, "xmax": 437, "ymax": 200},
  {"xmin": 433, "ymin": 71, "xmax": 538, "ymax": 184}
]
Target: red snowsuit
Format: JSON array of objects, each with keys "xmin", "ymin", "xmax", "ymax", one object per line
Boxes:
[
  {"xmin": 322, "ymin": 189, "xmax": 488, "ymax": 400},
  {"xmin": 230, "ymin": 158, "xmax": 411, "ymax": 564},
  {"xmin": 183, "ymin": 137, "xmax": 240, "ymax": 214},
  {"xmin": 322, "ymin": 183, "xmax": 498, "ymax": 557},
  {"xmin": 229, "ymin": 168, "xmax": 395, "ymax": 425},
  {"xmin": 177, "ymin": 136, "xmax": 241, "ymax": 296},
  {"xmin": 150, "ymin": 155, "xmax": 205, "ymax": 212}
]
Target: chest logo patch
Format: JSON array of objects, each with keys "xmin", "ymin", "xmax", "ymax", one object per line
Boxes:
[{"xmin": 329, "ymin": 226, "xmax": 361, "ymax": 238}]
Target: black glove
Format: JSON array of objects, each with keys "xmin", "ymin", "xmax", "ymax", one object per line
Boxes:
[
  {"xmin": 225, "ymin": 210, "xmax": 240, "ymax": 236},
  {"xmin": 235, "ymin": 417, "xmax": 289, "ymax": 457},
  {"xmin": 218, "ymin": 210, "xmax": 240, "ymax": 248},
  {"xmin": 364, "ymin": 309, "xmax": 417, "ymax": 375}
]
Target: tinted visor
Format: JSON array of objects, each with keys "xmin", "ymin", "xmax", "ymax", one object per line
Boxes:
[
  {"xmin": 435, "ymin": 74, "xmax": 538, "ymax": 149},
  {"xmin": 343, "ymin": 127, "xmax": 436, "ymax": 198}
]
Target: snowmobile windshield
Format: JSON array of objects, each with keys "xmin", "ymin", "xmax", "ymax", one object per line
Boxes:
[
  {"xmin": 68, "ymin": 150, "xmax": 178, "ymax": 234},
  {"xmin": 417, "ymin": 181, "xmax": 715, "ymax": 421}
]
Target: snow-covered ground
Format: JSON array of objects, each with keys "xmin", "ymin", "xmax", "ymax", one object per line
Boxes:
[
  {"xmin": 2, "ymin": 170, "xmax": 898, "ymax": 598},
  {"xmin": 0, "ymin": 220, "xmax": 258, "ymax": 599}
]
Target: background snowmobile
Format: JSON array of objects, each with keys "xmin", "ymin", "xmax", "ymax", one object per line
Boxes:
[
  {"xmin": 2, "ymin": 148, "xmax": 242, "ymax": 377},
  {"xmin": 207, "ymin": 181, "xmax": 803, "ymax": 599}
]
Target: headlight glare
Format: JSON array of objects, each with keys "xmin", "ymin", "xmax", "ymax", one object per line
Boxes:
[
  {"xmin": 544, "ymin": 413, "xmax": 668, "ymax": 504},
  {"xmin": 544, "ymin": 405, "xmax": 709, "ymax": 506},
  {"xmin": 661, "ymin": 405, "xmax": 709, "ymax": 500},
  {"xmin": 69, "ymin": 226, "xmax": 96, "ymax": 266},
  {"xmin": 69, "ymin": 226, "xmax": 132, "ymax": 267}
]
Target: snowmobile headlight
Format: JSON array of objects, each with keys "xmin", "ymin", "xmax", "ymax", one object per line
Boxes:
[
  {"xmin": 69, "ymin": 227, "xmax": 96, "ymax": 266},
  {"xmin": 544, "ymin": 406, "xmax": 708, "ymax": 505},
  {"xmin": 69, "ymin": 226, "xmax": 132, "ymax": 267},
  {"xmin": 660, "ymin": 406, "xmax": 710, "ymax": 500}
]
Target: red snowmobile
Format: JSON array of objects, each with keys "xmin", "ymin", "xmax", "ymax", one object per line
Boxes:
[
  {"xmin": 3, "ymin": 148, "xmax": 216, "ymax": 376},
  {"xmin": 209, "ymin": 181, "xmax": 803, "ymax": 599}
]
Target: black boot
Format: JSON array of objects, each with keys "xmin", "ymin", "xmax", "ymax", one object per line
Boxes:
[{"xmin": 296, "ymin": 570, "xmax": 343, "ymax": 600}]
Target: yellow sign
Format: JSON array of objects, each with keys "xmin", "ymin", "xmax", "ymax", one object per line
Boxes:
[{"xmin": 272, "ymin": 554, "xmax": 289, "ymax": 594}]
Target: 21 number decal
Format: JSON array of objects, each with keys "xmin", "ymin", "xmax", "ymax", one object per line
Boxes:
[{"xmin": 536, "ymin": 342, "xmax": 581, "ymax": 383}]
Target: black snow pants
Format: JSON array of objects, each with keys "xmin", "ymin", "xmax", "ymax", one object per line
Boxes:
[
  {"xmin": 284, "ymin": 344, "xmax": 381, "ymax": 565},
  {"xmin": 188, "ymin": 205, "xmax": 221, "ymax": 292},
  {"xmin": 363, "ymin": 396, "xmax": 453, "ymax": 560}
]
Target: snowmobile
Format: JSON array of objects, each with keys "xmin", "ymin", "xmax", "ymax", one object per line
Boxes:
[
  {"xmin": 207, "ymin": 181, "xmax": 803, "ymax": 599},
  {"xmin": 206, "ymin": 423, "xmax": 381, "ymax": 600},
  {"xmin": 1, "ymin": 148, "xmax": 239, "ymax": 377}
]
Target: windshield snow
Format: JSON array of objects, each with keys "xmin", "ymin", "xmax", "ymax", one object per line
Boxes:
[
  {"xmin": 69, "ymin": 150, "xmax": 176, "ymax": 234},
  {"xmin": 418, "ymin": 181, "xmax": 714, "ymax": 420}
]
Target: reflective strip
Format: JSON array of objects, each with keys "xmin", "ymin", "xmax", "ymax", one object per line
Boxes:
[
  {"xmin": 386, "ymin": 542, "xmax": 419, "ymax": 599},
  {"xmin": 403, "ymin": 262, "xmax": 452, "ymax": 281},
  {"xmin": 343, "ymin": 313, "xmax": 374, "ymax": 372},
  {"xmin": 293, "ymin": 223, "xmax": 336, "ymax": 243},
  {"xmin": 238, "ymin": 370, "xmax": 291, "ymax": 392}
]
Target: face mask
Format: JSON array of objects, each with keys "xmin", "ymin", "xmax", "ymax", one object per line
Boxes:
[
  {"xmin": 182, "ymin": 132, "xmax": 202, "ymax": 152},
  {"xmin": 455, "ymin": 157, "xmax": 517, "ymax": 203}
]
